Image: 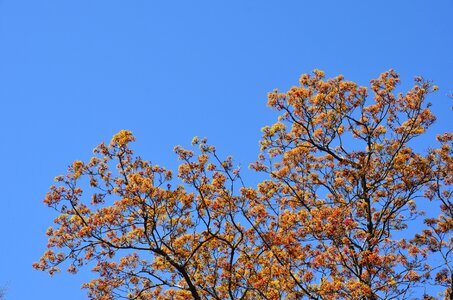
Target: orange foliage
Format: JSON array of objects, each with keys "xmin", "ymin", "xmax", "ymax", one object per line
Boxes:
[{"xmin": 34, "ymin": 72, "xmax": 452, "ymax": 299}]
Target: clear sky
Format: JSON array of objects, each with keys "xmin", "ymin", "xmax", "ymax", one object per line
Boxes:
[{"xmin": 0, "ymin": 1, "xmax": 452, "ymax": 299}]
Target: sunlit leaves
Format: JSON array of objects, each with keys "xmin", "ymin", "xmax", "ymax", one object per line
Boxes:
[{"xmin": 35, "ymin": 71, "xmax": 452, "ymax": 299}]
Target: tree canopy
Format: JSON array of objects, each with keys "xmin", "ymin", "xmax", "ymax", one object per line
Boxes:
[{"xmin": 34, "ymin": 70, "xmax": 452, "ymax": 299}]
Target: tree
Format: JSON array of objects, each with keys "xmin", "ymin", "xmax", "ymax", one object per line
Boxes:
[
  {"xmin": 0, "ymin": 286, "xmax": 6, "ymax": 299},
  {"xmin": 34, "ymin": 70, "xmax": 452, "ymax": 299}
]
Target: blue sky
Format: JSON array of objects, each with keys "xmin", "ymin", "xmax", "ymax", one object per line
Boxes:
[{"xmin": 0, "ymin": 1, "xmax": 452, "ymax": 299}]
